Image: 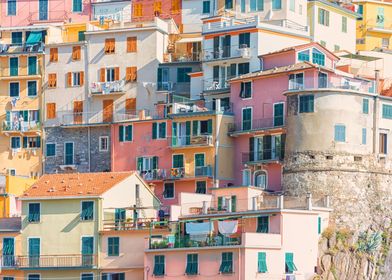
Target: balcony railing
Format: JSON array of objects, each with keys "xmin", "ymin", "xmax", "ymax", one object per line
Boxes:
[
  {"xmin": 204, "ymin": 78, "xmax": 230, "ymax": 92},
  {"xmin": 1, "ymin": 254, "xmax": 97, "ymax": 269},
  {"xmin": 164, "ymin": 52, "xmax": 201, "ymax": 63},
  {"xmin": 0, "ymin": 42, "xmax": 45, "ymax": 55},
  {"xmin": 195, "ymin": 166, "xmax": 213, "ymax": 177},
  {"xmin": 203, "ymin": 45, "xmax": 251, "ymax": 61},
  {"xmin": 90, "ymin": 80, "xmax": 125, "ymax": 95},
  {"xmin": 229, "ymin": 117, "xmax": 284, "ymax": 133},
  {"xmin": 242, "ymin": 148, "xmax": 284, "ymax": 164},
  {"xmin": 287, "ymin": 77, "xmax": 375, "ymax": 93},
  {"xmin": 2, "ymin": 120, "xmax": 41, "ymax": 132},
  {"xmin": 102, "ymin": 218, "xmax": 165, "ymax": 231},
  {"xmin": 139, "ymin": 166, "xmax": 213, "ymax": 181},
  {"xmin": 169, "ymin": 135, "xmax": 213, "ymax": 148}
]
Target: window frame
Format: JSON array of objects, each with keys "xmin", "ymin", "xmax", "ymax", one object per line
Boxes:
[
  {"xmin": 10, "ymin": 136, "xmax": 21, "ymax": 149},
  {"xmin": 9, "ymin": 81, "xmax": 20, "ymax": 97},
  {"xmin": 298, "ymin": 94, "xmax": 314, "ymax": 113},
  {"xmin": 46, "ymin": 143, "xmax": 56, "ymax": 157},
  {"xmin": 28, "ymin": 203, "xmax": 41, "ymax": 223},
  {"xmin": 7, "ymin": 0, "xmax": 17, "ymax": 16},
  {"xmin": 163, "ymin": 182, "xmax": 175, "ymax": 200},
  {"xmin": 107, "ymin": 237, "xmax": 120, "ymax": 257},
  {"xmin": 99, "ymin": 136, "xmax": 109, "ymax": 152},
  {"xmin": 27, "ymin": 80, "xmax": 38, "ymax": 97},
  {"xmin": 334, "ymin": 124, "xmax": 346, "ymax": 143},
  {"xmin": 80, "ymin": 201, "xmax": 95, "ymax": 221},
  {"xmin": 72, "ymin": 0, "xmax": 83, "ymax": 13}
]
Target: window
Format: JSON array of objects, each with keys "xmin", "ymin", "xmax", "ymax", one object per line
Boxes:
[
  {"xmin": 379, "ymin": 133, "xmax": 388, "ymax": 154},
  {"xmin": 238, "ymin": 63, "xmax": 250, "ymax": 75},
  {"xmin": 299, "ymin": 95, "xmax": 314, "ymax": 113},
  {"xmin": 342, "ymin": 16, "xmax": 347, "ymax": 33},
  {"xmin": 297, "ymin": 50, "xmax": 310, "ymax": 62},
  {"xmin": 10, "ymin": 57, "xmax": 18, "ymax": 76},
  {"xmin": 257, "ymin": 216, "xmax": 269, "ymax": 233},
  {"xmin": 99, "ymin": 136, "xmax": 109, "ymax": 152},
  {"xmin": 242, "ymin": 107, "xmax": 252, "ymax": 130},
  {"xmin": 289, "ymin": 0, "xmax": 295, "ymax": 12},
  {"xmin": 127, "ymin": 37, "xmax": 137, "ymax": 52},
  {"xmin": 81, "ymin": 274, "xmax": 93, "ymax": 280},
  {"xmin": 28, "ymin": 203, "xmax": 40, "ymax": 222},
  {"xmin": 81, "ymin": 237, "xmax": 94, "ymax": 265},
  {"xmin": 71, "ymin": 72, "xmax": 83, "ymax": 86},
  {"xmin": 104, "ymin": 67, "xmax": 118, "ymax": 82},
  {"xmin": 362, "ymin": 128, "xmax": 367, "ymax": 145},
  {"xmin": 239, "ymin": 33, "xmax": 250, "ymax": 48},
  {"xmin": 203, "ymin": 0, "xmax": 210, "ymax": 13},
  {"xmin": 363, "ymin": 99, "xmax": 369, "ymax": 114},
  {"xmin": 101, "ymin": 273, "xmax": 125, "ymax": 280},
  {"xmin": 163, "ymin": 182, "xmax": 174, "ymax": 199},
  {"xmin": 312, "ymin": 49, "xmax": 325, "ymax": 66},
  {"xmin": 377, "ymin": 7, "xmax": 385, "ymax": 28},
  {"xmin": 73, "ymin": 0, "xmax": 82, "ymax": 12},
  {"xmin": 3, "ymin": 237, "xmax": 15, "ymax": 267},
  {"xmin": 153, "ymin": 255, "xmax": 165, "ymax": 276},
  {"xmin": 50, "ymin": 48, "xmax": 58, "ymax": 62},
  {"xmin": 186, "ymin": 254, "xmax": 198, "ymax": 275},
  {"xmin": 46, "ymin": 103, "xmax": 56, "ymax": 119},
  {"xmin": 258, "ymin": 252, "xmax": 267, "ymax": 273},
  {"xmin": 285, "ymin": 252, "xmax": 297, "ymax": 273},
  {"xmin": 48, "ymin": 73, "xmax": 57, "ymax": 88},
  {"xmin": 108, "ymin": 237, "xmax": 120, "ymax": 256},
  {"xmin": 243, "ymin": 169, "xmax": 251, "ymax": 185},
  {"xmin": 382, "ymin": 104, "xmax": 392, "ymax": 119},
  {"xmin": 358, "ymin": 4, "xmax": 363, "ymax": 15},
  {"xmin": 78, "ymin": 31, "xmax": 85, "ymax": 41},
  {"xmin": 318, "ymin": 217, "xmax": 322, "ymax": 234},
  {"xmin": 250, "ymin": 0, "xmax": 263, "ymax": 11},
  {"xmin": 318, "ymin": 72, "xmax": 327, "ymax": 88},
  {"xmin": 172, "ymin": 154, "xmax": 184, "ymax": 168},
  {"xmin": 318, "ymin": 8, "xmax": 330, "ymax": 26},
  {"xmin": 64, "ymin": 142, "xmax": 74, "ymax": 165},
  {"xmin": 177, "ymin": 67, "xmax": 192, "ymax": 83},
  {"xmin": 133, "ymin": 3, "xmax": 143, "ymax": 17},
  {"xmin": 4, "ymin": 277, "xmax": 15, "ymax": 280},
  {"xmin": 72, "ymin": 46, "xmax": 81, "ymax": 60},
  {"xmin": 272, "ymin": 0, "xmax": 281, "ymax": 9},
  {"xmin": 334, "ymin": 124, "xmax": 346, "ymax": 142},
  {"xmin": 28, "ymin": 56, "xmax": 37, "ymax": 75},
  {"xmin": 289, "ymin": 73, "xmax": 304, "ymax": 90},
  {"xmin": 137, "ymin": 156, "xmax": 158, "ymax": 171},
  {"xmin": 39, "ymin": 0, "xmax": 48, "ymax": 20},
  {"xmin": 104, "ymin": 38, "xmax": 115, "ymax": 54},
  {"xmin": 81, "ymin": 201, "xmax": 94, "ymax": 221},
  {"xmin": 23, "ymin": 136, "xmax": 41, "ymax": 148},
  {"xmin": 240, "ymin": 82, "xmax": 252, "ymax": 98},
  {"xmin": 7, "ymin": 0, "xmax": 16, "ymax": 15},
  {"xmin": 382, "ymin": 38, "xmax": 390, "ymax": 49},
  {"xmin": 125, "ymin": 66, "xmax": 137, "ymax": 82},
  {"xmin": 195, "ymin": 153, "xmax": 205, "ymax": 173},
  {"xmin": 240, "ymin": 0, "xmax": 245, "ymax": 12},
  {"xmin": 11, "ymin": 32, "xmax": 22, "ymax": 45},
  {"xmin": 119, "ymin": 125, "xmax": 133, "ymax": 142},
  {"xmin": 154, "ymin": 1, "xmax": 162, "ymax": 14},
  {"xmin": 254, "ymin": 171, "xmax": 267, "ymax": 189},
  {"xmin": 196, "ymin": 181, "xmax": 207, "ymax": 194},
  {"xmin": 28, "ymin": 275, "xmax": 40, "ymax": 280},
  {"xmin": 152, "ymin": 122, "xmax": 166, "ymax": 139},
  {"xmin": 192, "ymin": 119, "xmax": 212, "ymax": 135},
  {"xmin": 11, "ymin": 137, "xmax": 20, "ymax": 149},
  {"xmin": 46, "ymin": 143, "xmax": 56, "ymax": 156},
  {"xmin": 27, "ymin": 81, "xmax": 37, "ymax": 97},
  {"xmin": 225, "ymin": 0, "xmax": 233, "ymax": 9},
  {"xmin": 220, "ymin": 252, "xmax": 233, "ymax": 273}
]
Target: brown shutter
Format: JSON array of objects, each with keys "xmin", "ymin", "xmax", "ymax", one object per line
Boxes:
[
  {"xmin": 125, "ymin": 98, "xmax": 136, "ymax": 114},
  {"xmin": 80, "ymin": 71, "xmax": 84, "ymax": 86},
  {"xmin": 48, "ymin": 73, "xmax": 57, "ymax": 88},
  {"xmin": 46, "ymin": 103, "xmax": 56, "ymax": 119},
  {"xmin": 72, "ymin": 46, "xmax": 81, "ymax": 60},
  {"xmin": 130, "ymin": 66, "xmax": 137, "ymax": 82},
  {"xmin": 104, "ymin": 39, "xmax": 110, "ymax": 53},
  {"xmin": 114, "ymin": 67, "xmax": 120, "ymax": 81},
  {"xmin": 127, "ymin": 37, "xmax": 137, "ymax": 52},
  {"xmin": 73, "ymin": 101, "xmax": 83, "ymax": 124},
  {"xmin": 100, "ymin": 68, "xmax": 106, "ymax": 82},
  {"xmin": 50, "ymin": 48, "xmax": 58, "ymax": 62},
  {"xmin": 67, "ymin": 72, "xmax": 72, "ymax": 87}
]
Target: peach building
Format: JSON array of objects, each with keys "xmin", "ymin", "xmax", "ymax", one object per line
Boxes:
[{"xmin": 144, "ymin": 187, "xmax": 331, "ymax": 280}]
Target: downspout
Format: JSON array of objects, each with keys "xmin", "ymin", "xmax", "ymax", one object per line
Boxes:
[
  {"xmin": 84, "ymin": 41, "xmax": 91, "ymax": 171},
  {"xmin": 41, "ymin": 49, "xmax": 46, "ymax": 175},
  {"xmin": 373, "ymin": 70, "xmax": 380, "ymax": 154},
  {"xmin": 214, "ymin": 100, "xmax": 221, "ymax": 188}
]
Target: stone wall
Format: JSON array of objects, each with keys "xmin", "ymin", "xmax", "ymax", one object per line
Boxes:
[{"xmin": 44, "ymin": 126, "xmax": 111, "ymax": 174}]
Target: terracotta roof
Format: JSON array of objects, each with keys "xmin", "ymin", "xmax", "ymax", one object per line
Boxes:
[
  {"xmin": 0, "ymin": 217, "xmax": 21, "ymax": 232},
  {"xmin": 22, "ymin": 172, "xmax": 135, "ymax": 199},
  {"xmin": 230, "ymin": 61, "xmax": 333, "ymax": 82},
  {"xmin": 261, "ymin": 42, "xmax": 340, "ymax": 59}
]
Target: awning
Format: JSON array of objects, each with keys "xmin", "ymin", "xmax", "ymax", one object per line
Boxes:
[
  {"xmin": 177, "ymin": 37, "xmax": 202, "ymax": 44},
  {"xmin": 26, "ymin": 31, "xmax": 42, "ymax": 45}
]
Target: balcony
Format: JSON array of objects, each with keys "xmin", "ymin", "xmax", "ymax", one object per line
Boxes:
[
  {"xmin": 139, "ymin": 166, "xmax": 213, "ymax": 181},
  {"xmin": 90, "ymin": 80, "xmax": 126, "ymax": 96},
  {"xmin": 164, "ymin": 52, "xmax": 201, "ymax": 63},
  {"xmin": 60, "ymin": 112, "xmax": 110, "ymax": 127},
  {"xmin": 169, "ymin": 135, "xmax": 213, "ymax": 148},
  {"xmin": 1, "ymin": 254, "xmax": 97, "ymax": 269},
  {"xmin": 0, "ymin": 42, "xmax": 45, "ymax": 56},
  {"xmin": 203, "ymin": 45, "xmax": 251, "ymax": 62},
  {"xmin": 2, "ymin": 120, "xmax": 41, "ymax": 134},
  {"xmin": 102, "ymin": 218, "xmax": 167, "ymax": 231},
  {"xmin": 242, "ymin": 148, "xmax": 284, "ymax": 164},
  {"xmin": 203, "ymin": 78, "xmax": 229, "ymax": 92},
  {"xmin": 195, "ymin": 166, "xmax": 213, "ymax": 177},
  {"xmin": 229, "ymin": 117, "xmax": 284, "ymax": 134}
]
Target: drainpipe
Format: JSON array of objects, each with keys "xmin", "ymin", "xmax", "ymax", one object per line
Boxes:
[
  {"xmin": 41, "ymin": 49, "xmax": 46, "ymax": 175},
  {"xmin": 373, "ymin": 70, "xmax": 380, "ymax": 154},
  {"xmin": 214, "ymin": 99, "xmax": 221, "ymax": 188},
  {"xmin": 84, "ymin": 41, "xmax": 91, "ymax": 171}
]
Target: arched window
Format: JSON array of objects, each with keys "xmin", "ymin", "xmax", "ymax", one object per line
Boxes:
[{"xmin": 254, "ymin": 171, "xmax": 267, "ymax": 189}]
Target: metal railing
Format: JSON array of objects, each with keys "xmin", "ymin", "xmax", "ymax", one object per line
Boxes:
[
  {"xmin": 0, "ymin": 42, "xmax": 44, "ymax": 55},
  {"xmin": 2, "ymin": 120, "xmax": 41, "ymax": 132},
  {"xmin": 164, "ymin": 52, "xmax": 201, "ymax": 63},
  {"xmin": 229, "ymin": 117, "xmax": 284, "ymax": 133},
  {"xmin": 204, "ymin": 78, "xmax": 230, "ymax": 92},
  {"xmin": 90, "ymin": 80, "xmax": 125, "ymax": 95},
  {"xmin": 242, "ymin": 148, "xmax": 284, "ymax": 164},
  {"xmin": 195, "ymin": 165, "xmax": 213, "ymax": 177},
  {"xmin": 102, "ymin": 218, "xmax": 162, "ymax": 231},
  {"xmin": 203, "ymin": 45, "xmax": 251, "ymax": 61},
  {"xmin": 2, "ymin": 254, "xmax": 97, "ymax": 268},
  {"xmin": 287, "ymin": 77, "xmax": 375, "ymax": 93},
  {"xmin": 169, "ymin": 135, "xmax": 213, "ymax": 148}
]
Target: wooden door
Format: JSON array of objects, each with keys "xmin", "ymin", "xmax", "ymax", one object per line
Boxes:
[
  {"xmin": 73, "ymin": 101, "xmax": 83, "ymax": 124},
  {"xmin": 103, "ymin": 99, "xmax": 113, "ymax": 122}
]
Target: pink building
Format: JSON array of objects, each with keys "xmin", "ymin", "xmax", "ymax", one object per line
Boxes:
[
  {"xmin": 144, "ymin": 187, "xmax": 331, "ymax": 280},
  {"xmin": 0, "ymin": 0, "xmax": 91, "ymax": 27},
  {"xmin": 228, "ymin": 43, "xmax": 359, "ymax": 191}
]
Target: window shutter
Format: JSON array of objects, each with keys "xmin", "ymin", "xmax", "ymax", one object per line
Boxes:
[
  {"xmin": 50, "ymin": 48, "xmax": 58, "ymax": 62},
  {"xmin": 47, "ymin": 103, "xmax": 56, "ymax": 119},
  {"xmin": 218, "ymin": 197, "xmax": 222, "ymax": 210},
  {"xmin": 186, "ymin": 121, "xmax": 191, "ymax": 144},
  {"xmin": 125, "ymin": 98, "xmax": 136, "ymax": 113},
  {"xmin": 127, "ymin": 66, "xmax": 137, "ymax": 82},
  {"xmin": 159, "ymin": 122, "xmax": 166, "ymax": 138},
  {"xmin": 114, "ymin": 67, "xmax": 120, "ymax": 81},
  {"xmin": 152, "ymin": 123, "xmax": 157, "ymax": 139},
  {"xmin": 152, "ymin": 156, "xmax": 158, "ymax": 169},
  {"xmin": 36, "ymin": 136, "xmax": 41, "ymax": 148},
  {"xmin": 80, "ymin": 71, "xmax": 84, "ymax": 86},
  {"xmin": 240, "ymin": 82, "xmax": 245, "ymax": 98},
  {"xmin": 137, "ymin": 157, "xmax": 143, "ymax": 171},
  {"xmin": 249, "ymin": 137, "xmax": 254, "ymax": 161},
  {"xmin": 127, "ymin": 37, "xmax": 137, "ymax": 52},
  {"xmin": 100, "ymin": 68, "xmax": 106, "ymax": 82},
  {"xmin": 23, "ymin": 136, "xmax": 28, "ymax": 148},
  {"xmin": 207, "ymin": 119, "xmax": 212, "ymax": 134},
  {"xmin": 67, "ymin": 72, "xmax": 72, "ymax": 87},
  {"xmin": 72, "ymin": 46, "xmax": 81, "ymax": 60},
  {"xmin": 119, "ymin": 126, "xmax": 124, "ymax": 142},
  {"xmin": 126, "ymin": 125, "xmax": 133, "ymax": 141},
  {"xmin": 192, "ymin": 121, "xmax": 199, "ymax": 136}
]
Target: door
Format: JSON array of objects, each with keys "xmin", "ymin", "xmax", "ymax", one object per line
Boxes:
[
  {"xmin": 3, "ymin": 238, "xmax": 15, "ymax": 267},
  {"xmin": 115, "ymin": 208, "xmax": 126, "ymax": 229},
  {"xmin": 81, "ymin": 237, "xmax": 94, "ymax": 266},
  {"xmin": 213, "ymin": 37, "xmax": 220, "ymax": 59},
  {"xmin": 273, "ymin": 103, "xmax": 284, "ymax": 127},
  {"xmin": 73, "ymin": 101, "xmax": 83, "ymax": 124},
  {"xmin": 222, "ymin": 35, "xmax": 231, "ymax": 58},
  {"xmin": 102, "ymin": 100, "xmax": 113, "ymax": 123},
  {"xmin": 263, "ymin": 135, "xmax": 272, "ymax": 160},
  {"xmin": 29, "ymin": 238, "xmax": 40, "ymax": 267},
  {"xmin": 64, "ymin": 142, "xmax": 74, "ymax": 165},
  {"xmin": 39, "ymin": 0, "xmax": 48, "ymax": 20}
]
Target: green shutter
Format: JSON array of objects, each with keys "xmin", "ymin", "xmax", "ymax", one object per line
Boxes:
[
  {"xmin": 231, "ymin": 196, "xmax": 236, "ymax": 212},
  {"xmin": 159, "ymin": 122, "xmax": 166, "ymax": 138},
  {"xmin": 137, "ymin": 157, "xmax": 143, "ymax": 171},
  {"xmin": 258, "ymin": 252, "xmax": 267, "ymax": 273},
  {"xmin": 152, "ymin": 123, "xmax": 157, "ymax": 139},
  {"xmin": 28, "ymin": 57, "xmax": 37, "ymax": 75},
  {"xmin": 285, "ymin": 252, "xmax": 297, "ymax": 273},
  {"xmin": 172, "ymin": 122, "xmax": 177, "ymax": 146},
  {"xmin": 192, "ymin": 121, "xmax": 199, "ymax": 136},
  {"xmin": 207, "ymin": 119, "xmax": 212, "ymax": 134},
  {"xmin": 318, "ymin": 217, "xmax": 322, "ymax": 234},
  {"xmin": 186, "ymin": 121, "xmax": 191, "ymax": 145},
  {"xmin": 108, "ymin": 237, "xmax": 119, "ymax": 256},
  {"xmin": 119, "ymin": 126, "xmax": 124, "ymax": 142},
  {"xmin": 23, "ymin": 136, "xmax": 28, "ymax": 148},
  {"xmin": 126, "ymin": 125, "xmax": 133, "ymax": 141},
  {"xmin": 218, "ymin": 197, "xmax": 223, "ymax": 211},
  {"xmin": 152, "ymin": 156, "xmax": 158, "ymax": 169},
  {"xmin": 153, "ymin": 255, "xmax": 165, "ymax": 276}
]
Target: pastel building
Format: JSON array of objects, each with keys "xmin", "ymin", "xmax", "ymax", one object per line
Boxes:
[
  {"xmin": 91, "ymin": 0, "xmax": 132, "ymax": 22},
  {"xmin": 355, "ymin": 0, "xmax": 392, "ymax": 51},
  {"xmin": 0, "ymin": 26, "xmax": 48, "ymax": 177},
  {"xmin": 145, "ymin": 187, "xmax": 331, "ymax": 280},
  {"xmin": 111, "ymin": 101, "xmax": 235, "ymax": 208},
  {"xmin": 17, "ymin": 172, "xmax": 159, "ymax": 280},
  {"xmin": 0, "ymin": 0, "xmax": 91, "ymax": 27},
  {"xmin": 307, "ymin": 0, "xmax": 358, "ymax": 52}
]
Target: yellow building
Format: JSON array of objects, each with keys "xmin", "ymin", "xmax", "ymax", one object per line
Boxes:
[{"xmin": 356, "ymin": 0, "xmax": 392, "ymax": 51}]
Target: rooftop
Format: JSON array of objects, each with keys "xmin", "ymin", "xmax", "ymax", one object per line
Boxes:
[{"xmin": 21, "ymin": 172, "xmax": 135, "ymax": 199}]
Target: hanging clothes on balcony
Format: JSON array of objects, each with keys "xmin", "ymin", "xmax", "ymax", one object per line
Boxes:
[
  {"xmin": 186, "ymin": 222, "xmax": 214, "ymax": 241},
  {"xmin": 218, "ymin": 220, "xmax": 238, "ymax": 236}
]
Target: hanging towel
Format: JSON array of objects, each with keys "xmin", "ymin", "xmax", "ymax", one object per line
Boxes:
[
  {"xmin": 218, "ymin": 220, "xmax": 238, "ymax": 236},
  {"xmin": 186, "ymin": 222, "xmax": 214, "ymax": 235}
]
